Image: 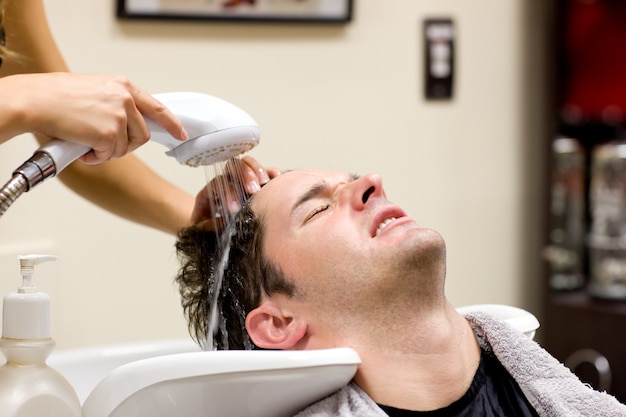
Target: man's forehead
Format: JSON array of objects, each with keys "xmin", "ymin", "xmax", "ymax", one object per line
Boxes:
[
  {"xmin": 251, "ymin": 169, "xmax": 349, "ymax": 209},
  {"xmin": 264, "ymin": 169, "xmax": 348, "ymax": 191}
]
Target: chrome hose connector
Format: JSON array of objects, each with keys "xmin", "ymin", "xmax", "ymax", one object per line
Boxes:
[{"xmin": 0, "ymin": 151, "xmax": 57, "ymax": 218}]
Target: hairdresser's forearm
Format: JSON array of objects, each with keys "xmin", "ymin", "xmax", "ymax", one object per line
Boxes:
[
  {"xmin": 0, "ymin": 0, "xmax": 67, "ymax": 142},
  {"xmin": 58, "ymin": 154, "xmax": 195, "ymax": 235},
  {"xmin": 0, "ymin": 77, "xmax": 30, "ymax": 143}
]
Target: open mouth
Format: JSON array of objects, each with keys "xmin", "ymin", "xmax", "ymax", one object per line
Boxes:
[
  {"xmin": 371, "ymin": 206, "xmax": 408, "ymax": 238},
  {"xmin": 375, "ymin": 217, "xmax": 397, "ymax": 236}
]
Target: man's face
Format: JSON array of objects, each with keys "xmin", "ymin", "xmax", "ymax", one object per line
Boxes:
[{"xmin": 249, "ymin": 169, "xmax": 446, "ymax": 323}]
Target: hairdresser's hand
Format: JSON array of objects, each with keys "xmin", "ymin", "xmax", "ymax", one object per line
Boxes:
[
  {"xmin": 191, "ymin": 156, "xmax": 280, "ymax": 231},
  {"xmin": 7, "ymin": 73, "xmax": 187, "ymax": 163}
]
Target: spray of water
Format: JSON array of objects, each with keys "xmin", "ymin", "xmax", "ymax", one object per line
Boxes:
[{"xmin": 202, "ymin": 157, "xmax": 249, "ymax": 350}]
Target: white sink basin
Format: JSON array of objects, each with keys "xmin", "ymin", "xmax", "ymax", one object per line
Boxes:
[
  {"xmin": 48, "ymin": 340, "xmax": 360, "ymax": 417},
  {"xmin": 48, "ymin": 339, "xmax": 201, "ymax": 404}
]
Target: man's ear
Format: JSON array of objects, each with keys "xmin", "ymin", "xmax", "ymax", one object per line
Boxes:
[{"xmin": 246, "ymin": 301, "xmax": 307, "ymax": 349}]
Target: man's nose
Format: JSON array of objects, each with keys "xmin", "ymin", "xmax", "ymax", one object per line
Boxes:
[{"xmin": 342, "ymin": 173, "xmax": 385, "ymax": 208}]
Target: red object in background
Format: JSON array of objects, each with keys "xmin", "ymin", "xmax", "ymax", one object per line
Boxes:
[{"xmin": 560, "ymin": 0, "xmax": 626, "ymax": 125}]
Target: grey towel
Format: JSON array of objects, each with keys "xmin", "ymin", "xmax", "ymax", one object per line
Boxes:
[
  {"xmin": 295, "ymin": 312, "xmax": 626, "ymax": 417},
  {"xmin": 466, "ymin": 312, "xmax": 626, "ymax": 417}
]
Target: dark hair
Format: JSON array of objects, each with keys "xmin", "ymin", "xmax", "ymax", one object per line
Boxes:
[{"xmin": 174, "ymin": 201, "xmax": 296, "ymax": 350}]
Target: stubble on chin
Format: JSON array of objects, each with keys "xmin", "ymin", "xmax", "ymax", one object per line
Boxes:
[
  {"xmin": 404, "ymin": 228, "xmax": 446, "ymax": 268},
  {"xmin": 397, "ymin": 229, "xmax": 447, "ymax": 295}
]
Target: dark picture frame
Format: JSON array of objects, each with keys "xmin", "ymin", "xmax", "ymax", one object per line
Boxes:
[{"xmin": 116, "ymin": 0, "xmax": 353, "ymax": 23}]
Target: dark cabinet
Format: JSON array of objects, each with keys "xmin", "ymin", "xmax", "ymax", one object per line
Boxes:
[
  {"xmin": 541, "ymin": 0, "xmax": 626, "ymax": 404},
  {"xmin": 544, "ymin": 291, "xmax": 626, "ymax": 402}
]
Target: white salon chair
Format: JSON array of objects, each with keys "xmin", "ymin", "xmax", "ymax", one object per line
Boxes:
[
  {"xmin": 456, "ymin": 303, "xmax": 540, "ymax": 339},
  {"xmin": 48, "ymin": 304, "xmax": 539, "ymax": 417}
]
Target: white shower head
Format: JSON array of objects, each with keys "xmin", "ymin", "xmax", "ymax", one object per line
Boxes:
[{"xmin": 147, "ymin": 92, "xmax": 260, "ymax": 167}]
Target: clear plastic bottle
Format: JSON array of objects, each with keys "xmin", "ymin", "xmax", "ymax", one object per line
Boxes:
[{"xmin": 0, "ymin": 254, "xmax": 82, "ymax": 417}]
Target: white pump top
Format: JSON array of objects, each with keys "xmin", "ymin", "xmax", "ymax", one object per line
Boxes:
[{"xmin": 2, "ymin": 254, "xmax": 57, "ymax": 340}]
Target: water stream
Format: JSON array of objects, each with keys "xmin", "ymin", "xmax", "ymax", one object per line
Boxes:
[{"xmin": 202, "ymin": 158, "xmax": 251, "ymax": 350}]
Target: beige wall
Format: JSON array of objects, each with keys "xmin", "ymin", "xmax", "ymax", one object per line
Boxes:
[{"xmin": 0, "ymin": 0, "xmax": 550, "ymax": 349}]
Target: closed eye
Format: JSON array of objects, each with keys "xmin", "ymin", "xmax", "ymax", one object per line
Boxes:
[{"xmin": 304, "ymin": 204, "xmax": 330, "ymax": 223}]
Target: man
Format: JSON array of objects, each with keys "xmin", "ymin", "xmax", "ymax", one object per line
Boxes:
[{"xmin": 175, "ymin": 168, "xmax": 626, "ymax": 416}]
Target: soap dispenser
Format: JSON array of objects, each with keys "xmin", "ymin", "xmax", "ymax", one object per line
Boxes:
[{"xmin": 0, "ymin": 254, "xmax": 82, "ymax": 417}]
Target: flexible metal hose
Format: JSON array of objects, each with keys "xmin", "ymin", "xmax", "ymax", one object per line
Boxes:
[{"xmin": 0, "ymin": 174, "xmax": 29, "ymax": 217}]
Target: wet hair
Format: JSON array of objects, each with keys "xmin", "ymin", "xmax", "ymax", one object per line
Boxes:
[{"xmin": 174, "ymin": 200, "xmax": 296, "ymax": 350}]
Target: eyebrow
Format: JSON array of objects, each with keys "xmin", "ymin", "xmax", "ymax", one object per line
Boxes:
[
  {"xmin": 290, "ymin": 173, "xmax": 360, "ymax": 215},
  {"xmin": 291, "ymin": 181, "xmax": 327, "ymax": 216}
]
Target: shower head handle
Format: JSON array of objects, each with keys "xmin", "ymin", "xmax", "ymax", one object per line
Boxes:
[{"xmin": 11, "ymin": 140, "xmax": 90, "ymax": 192}]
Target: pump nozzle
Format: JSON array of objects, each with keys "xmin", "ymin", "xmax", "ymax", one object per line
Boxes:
[{"xmin": 18, "ymin": 255, "xmax": 58, "ymax": 293}]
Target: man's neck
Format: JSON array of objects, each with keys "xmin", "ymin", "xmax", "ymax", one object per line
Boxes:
[{"xmin": 352, "ymin": 303, "xmax": 481, "ymax": 412}]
